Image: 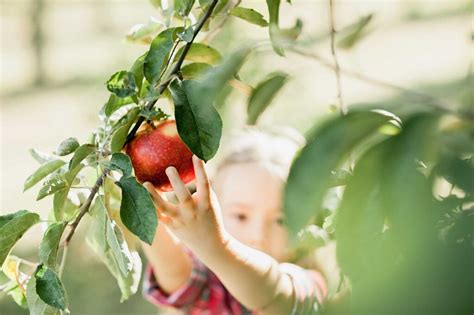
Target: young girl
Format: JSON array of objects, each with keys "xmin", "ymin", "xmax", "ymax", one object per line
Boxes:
[{"xmin": 141, "ymin": 127, "xmax": 328, "ymax": 314}]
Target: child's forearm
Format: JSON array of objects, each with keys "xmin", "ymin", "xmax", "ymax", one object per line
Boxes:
[
  {"xmin": 195, "ymin": 234, "xmax": 294, "ymax": 315},
  {"xmin": 141, "ymin": 223, "xmax": 192, "ymax": 294}
]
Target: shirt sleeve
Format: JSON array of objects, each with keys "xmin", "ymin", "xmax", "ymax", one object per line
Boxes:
[
  {"xmin": 142, "ymin": 249, "xmax": 209, "ymax": 309},
  {"xmin": 280, "ymin": 263, "xmax": 328, "ymax": 315}
]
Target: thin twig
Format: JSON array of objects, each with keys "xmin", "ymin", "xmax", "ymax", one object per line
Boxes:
[
  {"xmin": 329, "ymin": 0, "xmax": 346, "ymax": 115},
  {"xmin": 289, "ymin": 47, "xmax": 455, "ymax": 112},
  {"xmin": 125, "ymin": 0, "xmax": 221, "ymax": 145},
  {"xmin": 202, "ymin": 0, "xmax": 241, "ymax": 44},
  {"xmin": 64, "ymin": 171, "xmax": 107, "ymax": 245}
]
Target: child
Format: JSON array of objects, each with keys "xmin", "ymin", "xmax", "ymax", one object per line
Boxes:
[{"xmin": 141, "ymin": 127, "xmax": 328, "ymax": 315}]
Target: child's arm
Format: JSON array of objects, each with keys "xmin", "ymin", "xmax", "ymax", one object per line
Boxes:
[
  {"xmin": 144, "ymin": 156, "xmax": 323, "ymax": 314},
  {"xmin": 141, "ymin": 209, "xmax": 192, "ymax": 294}
]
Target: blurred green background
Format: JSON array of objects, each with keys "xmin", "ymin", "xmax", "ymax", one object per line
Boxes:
[{"xmin": 0, "ymin": 0, "xmax": 472, "ymax": 314}]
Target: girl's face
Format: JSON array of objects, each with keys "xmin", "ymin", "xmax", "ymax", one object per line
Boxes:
[{"xmin": 212, "ymin": 163, "xmax": 289, "ymax": 262}]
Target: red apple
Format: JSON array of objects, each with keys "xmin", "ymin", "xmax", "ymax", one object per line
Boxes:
[{"xmin": 125, "ymin": 120, "xmax": 195, "ymax": 191}]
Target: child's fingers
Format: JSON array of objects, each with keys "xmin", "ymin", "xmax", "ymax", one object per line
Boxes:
[
  {"xmin": 192, "ymin": 155, "xmax": 211, "ymax": 210},
  {"xmin": 143, "ymin": 182, "xmax": 178, "ymax": 218},
  {"xmin": 165, "ymin": 167, "xmax": 195, "ymax": 220}
]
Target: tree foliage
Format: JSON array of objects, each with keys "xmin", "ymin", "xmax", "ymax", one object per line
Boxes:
[{"xmin": 1, "ymin": 0, "xmax": 472, "ymax": 314}]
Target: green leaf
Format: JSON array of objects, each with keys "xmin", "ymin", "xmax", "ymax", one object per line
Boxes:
[
  {"xmin": 109, "ymin": 153, "xmax": 133, "ymax": 177},
  {"xmin": 29, "ymin": 149, "xmax": 56, "ymax": 164},
  {"xmin": 110, "ymin": 107, "xmax": 140, "ymax": 153},
  {"xmin": 68, "ymin": 144, "xmax": 95, "ymax": 170},
  {"xmin": 38, "ymin": 222, "xmax": 66, "ymax": 268},
  {"xmin": 337, "ymin": 14, "xmax": 373, "ymax": 50},
  {"xmin": 24, "ymin": 160, "xmax": 66, "ymax": 192},
  {"xmin": 130, "ymin": 53, "xmax": 148, "ymax": 97},
  {"xmin": 178, "ymin": 26, "xmax": 194, "ymax": 42},
  {"xmin": 0, "ymin": 210, "xmax": 40, "ymax": 265},
  {"xmin": 247, "ymin": 72, "xmax": 288, "ymax": 125},
  {"xmin": 334, "ymin": 140, "xmax": 389, "ymax": 279},
  {"xmin": 53, "ymin": 163, "xmax": 84, "ymax": 221},
  {"xmin": 86, "ymin": 198, "xmax": 141, "ymax": 301},
  {"xmin": 181, "ymin": 62, "xmax": 212, "ymax": 79},
  {"xmin": 126, "ymin": 19, "xmax": 164, "ymax": 43},
  {"xmin": 229, "ymin": 7, "xmax": 269, "ymax": 27},
  {"xmin": 213, "ymin": 0, "xmax": 229, "ymax": 15},
  {"xmin": 54, "ymin": 138, "xmax": 79, "ymax": 156},
  {"xmin": 36, "ymin": 174, "xmax": 68, "ymax": 201},
  {"xmin": 436, "ymin": 154, "xmax": 474, "ymax": 193},
  {"xmin": 174, "ymin": 0, "xmax": 195, "ymax": 16},
  {"xmin": 174, "ymin": 43, "xmax": 222, "ymax": 65},
  {"xmin": 106, "ymin": 71, "xmax": 138, "ymax": 98},
  {"xmin": 169, "ymin": 79, "xmax": 223, "ymax": 161},
  {"xmin": 104, "ymin": 94, "xmax": 135, "ymax": 118},
  {"xmin": 106, "ymin": 216, "xmax": 133, "ymax": 276},
  {"xmin": 284, "ymin": 111, "xmax": 392, "ymax": 236},
  {"xmin": 192, "ymin": 46, "xmax": 250, "ymax": 102},
  {"xmin": 144, "ymin": 28, "xmax": 179, "ymax": 85},
  {"xmin": 5, "ymin": 282, "xmax": 28, "ymax": 309},
  {"xmin": 35, "ymin": 265, "xmax": 68, "ymax": 310},
  {"xmin": 116, "ymin": 176, "xmax": 158, "ymax": 245},
  {"xmin": 26, "ymin": 276, "xmax": 59, "ymax": 315},
  {"xmin": 139, "ymin": 107, "xmax": 169, "ymax": 121},
  {"xmin": 266, "ymin": 0, "xmax": 284, "ymax": 55}
]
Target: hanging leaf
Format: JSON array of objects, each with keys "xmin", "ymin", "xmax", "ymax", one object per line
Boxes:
[
  {"xmin": 36, "ymin": 174, "xmax": 68, "ymax": 201},
  {"xmin": 178, "ymin": 26, "xmax": 194, "ymax": 42},
  {"xmin": 169, "ymin": 79, "xmax": 223, "ymax": 161},
  {"xmin": 126, "ymin": 18, "xmax": 164, "ymax": 44},
  {"xmin": 26, "ymin": 276, "xmax": 59, "ymax": 315},
  {"xmin": 116, "ymin": 176, "xmax": 158, "ymax": 245},
  {"xmin": 144, "ymin": 28, "xmax": 179, "ymax": 85},
  {"xmin": 29, "ymin": 149, "xmax": 56, "ymax": 165},
  {"xmin": 103, "ymin": 94, "xmax": 135, "ymax": 118},
  {"xmin": 106, "ymin": 71, "xmax": 138, "ymax": 98},
  {"xmin": 34, "ymin": 265, "xmax": 68, "ymax": 311},
  {"xmin": 181, "ymin": 63, "xmax": 212, "ymax": 79},
  {"xmin": 337, "ymin": 14, "xmax": 373, "ymax": 50},
  {"xmin": 130, "ymin": 52, "xmax": 148, "ymax": 95},
  {"xmin": 38, "ymin": 222, "xmax": 67, "ymax": 269},
  {"xmin": 24, "ymin": 160, "xmax": 66, "ymax": 192},
  {"xmin": 110, "ymin": 107, "xmax": 140, "ymax": 153},
  {"xmin": 174, "ymin": 43, "xmax": 222, "ymax": 65},
  {"xmin": 247, "ymin": 72, "xmax": 288, "ymax": 125},
  {"xmin": 284, "ymin": 110, "xmax": 392, "ymax": 236},
  {"xmin": 54, "ymin": 138, "xmax": 79, "ymax": 156},
  {"xmin": 266, "ymin": 0, "xmax": 284, "ymax": 56},
  {"xmin": 86, "ymin": 197, "xmax": 141, "ymax": 301},
  {"xmin": 229, "ymin": 7, "xmax": 269, "ymax": 27},
  {"xmin": 108, "ymin": 153, "xmax": 133, "ymax": 178},
  {"xmin": 0, "ymin": 210, "xmax": 40, "ymax": 265},
  {"xmin": 174, "ymin": 0, "xmax": 195, "ymax": 16},
  {"xmin": 68, "ymin": 144, "xmax": 95, "ymax": 170},
  {"xmin": 53, "ymin": 163, "xmax": 84, "ymax": 221}
]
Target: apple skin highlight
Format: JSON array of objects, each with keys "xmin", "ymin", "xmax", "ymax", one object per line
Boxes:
[{"xmin": 126, "ymin": 120, "xmax": 195, "ymax": 191}]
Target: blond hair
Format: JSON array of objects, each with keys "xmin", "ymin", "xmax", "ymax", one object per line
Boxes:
[{"xmin": 213, "ymin": 126, "xmax": 305, "ymax": 180}]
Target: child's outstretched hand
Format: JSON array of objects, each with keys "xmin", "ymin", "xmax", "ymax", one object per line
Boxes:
[{"xmin": 143, "ymin": 155, "xmax": 229, "ymax": 257}]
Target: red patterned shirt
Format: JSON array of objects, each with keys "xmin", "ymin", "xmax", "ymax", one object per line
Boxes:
[{"xmin": 143, "ymin": 251, "xmax": 327, "ymax": 315}]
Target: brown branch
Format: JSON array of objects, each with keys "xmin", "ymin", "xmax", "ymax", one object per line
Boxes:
[
  {"xmin": 329, "ymin": 0, "xmax": 346, "ymax": 115},
  {"xmin": 125, "ymin": 0, "xmax": 220, "ymax": 145},
  {"xmin": 64, "ymin": 171, "xmax": 107, "ymax": 245}
]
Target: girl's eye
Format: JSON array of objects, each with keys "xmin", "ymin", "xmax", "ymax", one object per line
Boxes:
[
  {"xmin": 236, "ymin": 213, "xmax": 247, "ymax": 222},
  {"xmin": 276, "ymin": 218, "xmax": 284, "ymax": 226}
]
